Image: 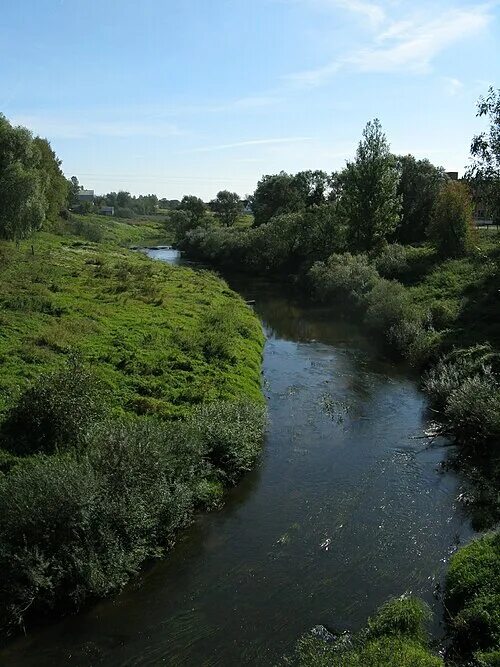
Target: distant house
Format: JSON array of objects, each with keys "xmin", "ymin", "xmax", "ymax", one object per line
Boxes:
[
  {"xmin": 99, "ymin": 206, "xmax": 114, "ymax": 216},
  {"xmin": 77, "ymin": 189, "xmax": 95, "ymax": 203}
]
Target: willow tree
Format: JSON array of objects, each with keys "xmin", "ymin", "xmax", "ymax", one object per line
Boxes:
[
  {"xmin": 0, "ymin": 114, "xmax": 46, "ymax": 241},
  {"xmin": 339, "ymin": 119, "xmax": 401, "ymax": 252}
]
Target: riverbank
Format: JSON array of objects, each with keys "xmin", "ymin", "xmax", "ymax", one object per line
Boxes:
[{"xmin": 0, "ymin": 215, "xmax": 265, "ymax": 637}]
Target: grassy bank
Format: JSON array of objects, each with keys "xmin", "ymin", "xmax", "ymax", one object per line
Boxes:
[{"xmin": 0, "ymin": 215, "xmax": 265, "ymax": 636}]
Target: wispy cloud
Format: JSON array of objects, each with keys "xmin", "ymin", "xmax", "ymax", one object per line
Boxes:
[
  {"xmin": 285, "ymin": 3, "xmax": 493, "ymax": 87},
  {"xmin": 184, "ymin": 137, "xmax": 311, "ymax": 153},
  {"xmin": 328, "ymin": 0, "xmax": 385, "ymax": 27},
  {"xmin": 443, "ymin": 76, "xmax": 464, "ymax": 96},
  {"xmin": 10, "ymin": 114, "xmax": 183, "ymax": 139}
]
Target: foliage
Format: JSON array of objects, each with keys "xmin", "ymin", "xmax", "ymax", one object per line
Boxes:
[
  {"xmin": 284, "ymin": 596, "xmax": 441, "ymax": 667},
  {"xmin": 33, "ymin": 137, "xmax": 69, "ymax": 220},
  {"xmin": 367, "ymin": 596, "xmax": 432, "ymax": 643},
  {"xmin": 0, "ymin": 114, "xmax": 46, "ymax": 241},
  {"xmin": 395, "ymin": 156, "xmax": 446, "ymax": 244},
  {"xmin": 338, "ymin": 119, "xmax": 401, "ymax": 252},
  {"xmin": 467, "ymin": 87, "xmax": 500, "ymax": 224},
  {"xmin": 373, "ymin": 243, "xmax": 408, "ymax": 278},
  {"xmin": 0, "ymin": 396, "xmax": 266, "ymax": 635},
  {"xmin": 210, "ymin": 190, "xmax": 243, "ymax": 227},
  {"xmin": 428, "ymin": 180, "xmax": 476, "ymax": 257},
  {"xmin": 0, "ymin": 359, "xmax": 106, "ymax": 456},
  {"xmin": 445, "ymin": 531, "xmax": 500, "ymax": 660},
  {"xmin": 250, "ymin": 170, "xmax": 330, "ymax": 226},
  {"xmin": 178, "ymin": 195, "xmax": 206, "ymax": 223},
  {"xmin": 309, "ymin": 252, "xmax": 379, "ymax": 311},
  {"xmin": 423, "ymin": 345, "xmax": 500, "ymax": 447}
]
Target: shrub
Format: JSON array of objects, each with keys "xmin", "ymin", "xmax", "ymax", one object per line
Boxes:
[
  {"xmin": 427, "ymin": 180, "xmax": 476, "ymax": 257},
  {"xmin": 367, "ymin": 595, "xmax": 432, "ymax": 643},
  {"xmin": 0, "ymin": 359, "xmax": 106, "ymax": 455},
  {"xmin": 373, "ymin": 243, "xmax": 408, "ymax": 278},
  {"xmin": 423, "ymin": 345, "xmax": 498, "ymax": 411},
  {"xmin": 309, "ymin": 253, "xmax": 379, "ymax": 311},
  {"xmin": 285, "ymin": 597, "xmax": 441, "ymax": 666},
  {"xmin": 187, "ymin": 400, "xmax": 267, "ymax": 482},
  {"xmin": 445, "ymin": 531, "xmax": 500, "ymax": 657},
  {"xmin": 72, "ymin": 217, "xmax": 103, "ymax": 242},
  {"xmin": 288, "ymin": 635, "xmax": 442, "ymax": 667}
]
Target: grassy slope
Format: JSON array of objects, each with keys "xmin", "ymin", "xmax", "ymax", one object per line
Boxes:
[
  {"xmin": 403, "ymin": 231, "xmax": 500, "ymax": 352},
  {"xmin": 0, "ymin": 215, "xmax": 264, "ymax": 421}
]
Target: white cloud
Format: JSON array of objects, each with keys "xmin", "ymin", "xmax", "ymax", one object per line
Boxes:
[
  {"xmin": 329, "ymin": 0, "xmax": 385, "ymax": 27},
  {"xmin": 443, "ymin": 76, "xmax": 464, "ymax": 96},
  {"xmin": 184, "ymin": 137, "xmax": 311, "ymax": 153},
  {"xmin": 10, "ymin": 114, "xmax": 183, "ymax": 139},
  {"xmin": 284, "ymin": 4, "xmax": 492, "ymax": 86},
  {"xmin": 348, "ymin": 8, "xmax": 491, "ymax": 73}
]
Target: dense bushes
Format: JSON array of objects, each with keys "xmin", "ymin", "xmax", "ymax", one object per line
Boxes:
[
  {"xmin": 423, "ymin": 345, "xmax": 500, "ymax": 448},
  {"xmin": 0, "ymin": 388, "xmax": 266, "ymax": 635},
  {"xmin": 284, "ymin": 596, "xmax": 442, "ymax": 666},
  {"xmin": 309, "ymin": 253, "xmax": 378, "ymax": 311},
  {"xmin": 0, "ymin": 361, "xmax": 106, "ymax": 455},
  {"xmin": 445, "ymin": 531, "xmax": 500, "ymax": 662}
]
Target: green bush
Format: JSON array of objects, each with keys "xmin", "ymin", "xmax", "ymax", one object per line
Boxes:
[
  {"xmin": 367, "ymin": 595, "xmax": 432, "ymax": 643},
  {"xmin": 284, "ymin": 596, "xmax": 441, "ymax": 667},
  {"xmin": 187, "ymin": 400, "xmax": 267, "ymax": 482},
  {"xmin": 72, "ymin": 217, "xmax": 103, "ymax": 242},
  {"xmin": 373, "ymin": 243, "xmax": 408, "ymax": 278},
  {"xmin": 0, "ymin": 359, "xmax": 106, "ymax": 455},
  {"xmin": 445, "ymin": 531, "xmax": 500, "ymax": 657},
  {"xmin": 309, "ymin": 253, "xmax": 379, "ymax": 311},
  {"xmin": 0, "ymin": 398, "xmax": 266, "ymax": 634}
]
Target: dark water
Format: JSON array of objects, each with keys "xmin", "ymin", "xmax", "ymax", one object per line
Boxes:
[{"xmin": 0, "ymin": 249, "xmax": 474, "ymax": 666}]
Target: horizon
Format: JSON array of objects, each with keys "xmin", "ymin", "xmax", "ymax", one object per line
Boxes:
[{"xmin": 1, "ymin": 0, "xmax": 499, "ymax": 199}]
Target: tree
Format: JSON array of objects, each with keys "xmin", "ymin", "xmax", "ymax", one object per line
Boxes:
[
  {"xmin": 67, "ymin": 176, "xmax": 81, "ymax": 208},
  {"xmin": 338, "ymin": 119, "xmax": 401, "ymax": 252},
  {"xmin": 178, "ymin": 195, "xmax": 206, "ymax": 223},
  {"xmin": 293, "ymin": 170, "xmax": 330, "ymax": 207},
  {"xmin": 428, "ymin": 181, "xmax": 475, "ymax": 257},
  {"xmin": 250, "ymin": 172, "xmax": 304, "ymax": 226},
  {"xmin": 467, "ymin": 87, "xmax": 500, "ymax": 224},
  {"xmin": 394, "ymin": 155, "xmax": 446, "ymax": 244},
  {"xmin": 210, "ymin": 190, "xmax": 243, "ymax": 227},
  {"xmin": 0, "ymin": 114, "xmax": 46, "ymax": 241},
  {"xmin": 34, "ymin": 137, "xmax": 69, "ymax": 219},
  {"xmin": 169, "ymin": 209, "xmax": 195, "ymax": 243},
  {"xmin": 116, "ymin": 191, "xmax": 132, "ymax": 208}
]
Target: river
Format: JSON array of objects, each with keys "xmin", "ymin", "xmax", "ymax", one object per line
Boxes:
[{"xmin": 0, "ymin": 248, "xmax": 474, "ymax": 666}]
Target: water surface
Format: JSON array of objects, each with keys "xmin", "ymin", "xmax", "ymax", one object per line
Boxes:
[{"xmin": 0, "ymin": 249, "xmax": 474, "ymax": 666}]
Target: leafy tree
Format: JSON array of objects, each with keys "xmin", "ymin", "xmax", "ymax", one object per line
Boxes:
[
  {"xmin": 293, "ymin": 170, "xmax": 330, "ymax": 207},
  {"xmin": 169, "ymin": 209, "xmax": 196, "ymax": 243},
  {"xmin": 116, "ymin": 190, "xmax": 132, "ymax": 208},
  {"xmin": 338, "ymin": 119, "xmax": 401, "ymax": 252},
  {"xmin": 467, "ymin": 87, "xmax": 500, "ymax": 224},
  {"xmin": 178, "ymin": 195, "xmax": 206, "ymax": 223},
  {"xmin": 0, "ymin": 114, "xmax": 46, "ymax": 241},
  {"xmin": 210, "ymin": 190, "xmax": 243, "ymax": 227},
  {"xmin": 394, "ymin": 155, "xmax": 446, "ymax": 244},
  {"xmin": 67, "ymin": 176, "xmax": 81, "ymax": 207},
  {"xmin": 428, "ymin": 180, "xmax": 475, "ymax": 257},
  {"xmin": 250, "ymin": 172, "xmax": 304, "ymax": 226},
  {"xmin": 33, "ymin": 138, "xmax": 69, "ymax": 219}
]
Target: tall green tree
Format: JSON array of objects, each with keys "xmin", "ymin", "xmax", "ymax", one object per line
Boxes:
[
  {"xmin": 0, "ymin": 114, "xmax": 46, "ymax": 241},
  {"xmin": 67, "ymin": 176, "xmax": 81, "ymax": 207},
  {"xmin": 428, "ymin": 180, "xmax": 475, "ymax": 257},
  {"xmin": 339, "ymin": 119, "xmax": 401, "ymax": 252},
  {"xmin": 178, "ymin": 195, "xmax": 206, "ymax": 223},
  {"xmin": 210, "ymin": 190, "xmax": 243, "ymax": 227},
  {"xmin": 33, "ymin": 137, "xmax": 68, "ymax": 219},
  {"xmin": 394, "ymin": 155, "xmax": 446, "ymax": 244},
  {"xmin": 250, "ymin": 172, "xmax": 304, "ymax": 226},
  {"xmin": 467, "ymin": 87, "xmax": 500, "ymax": 224}
]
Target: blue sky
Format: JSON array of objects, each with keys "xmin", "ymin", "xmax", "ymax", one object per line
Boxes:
[{"xmin": 1, "ymin": 0, "xmax": 499, "ymax": 199}]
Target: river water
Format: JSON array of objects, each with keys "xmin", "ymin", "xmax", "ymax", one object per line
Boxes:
[{"xmin": 0, "ymin": 248, "xmax": 474, "ymax": 666}]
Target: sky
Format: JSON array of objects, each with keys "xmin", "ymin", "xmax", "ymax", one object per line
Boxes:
[{"xmin": 1, "ymin": 0, "xmax": 499, "ymax": 200}]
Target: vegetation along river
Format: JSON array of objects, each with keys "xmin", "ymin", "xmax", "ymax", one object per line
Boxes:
[{"xmin": 1, "ymin": 248, "xmax": 475, "ymax": 666}]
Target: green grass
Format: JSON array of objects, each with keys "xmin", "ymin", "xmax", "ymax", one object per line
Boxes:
[{"xmin": 0, "ymin": 218, "xmax": 264, "ymax": 422}]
